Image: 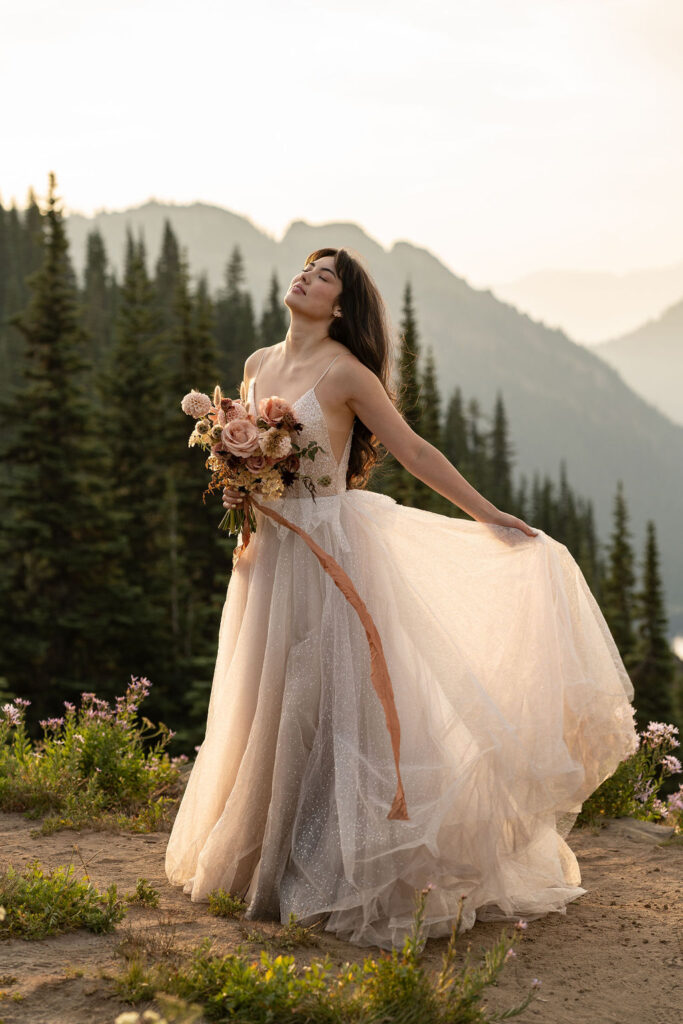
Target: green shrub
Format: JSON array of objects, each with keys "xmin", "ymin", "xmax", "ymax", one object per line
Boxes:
[
  {"xmin": 206, "ymin": 889, "xmax": 247, "ymax": 919},
  {"xmin": 0, "ymin": 860, "xmax": 125, "ymax": 940},
  {"xmin": 577, "ymin": 720, "xmax": 682, "ymax": 829},
  {"xmin": 0, "ymin": 676, "xmax": 188, "ymax": 833},
  {"xmin": 126, "ymin": 879, "xmax": 161, "ymax": 909}
]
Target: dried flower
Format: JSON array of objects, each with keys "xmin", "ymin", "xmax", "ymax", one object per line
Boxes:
[
  {"xmin": 259, "ymin": 427, "xmax": 292, "ymax": 460},
  {"xmin": 181, "ymin": 389, "xmax": 212, "ymax": 418}
]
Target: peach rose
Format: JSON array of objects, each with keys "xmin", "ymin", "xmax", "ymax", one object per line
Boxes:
[
  {"xmin": 221, "ymin": 418, "xmax": 261, "ymax": 457},
  {"xmin": 259, "ymin": 396, "xmax": 295, "ymax": 428},
  {"xmin": 245, "ymin": 454, "xmax": 268, "ymax": 474}
]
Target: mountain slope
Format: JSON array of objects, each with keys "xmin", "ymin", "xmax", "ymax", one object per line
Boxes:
[
  {"xmin": 64, "ymin": 202, "xmax": 683, "ymax": 625},
  {"xmin": 593, "ymin": 300, "xmax": 683, "ymax": 426},
  {"xmin": 490, "ymin": 262, "xmax": 683, "ymax": 346}
]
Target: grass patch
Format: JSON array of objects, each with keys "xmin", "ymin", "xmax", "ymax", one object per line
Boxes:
[
  {"xmin": 0, "ymin": 676, "xmax": 188, "ymax": 834},
  {"xmin": 113, "ymin": 888, "xmax": 540, "ymax": 1023},
  {"xmin": 0, "ymin": 859, "xmax": 125, "ymax": 940}
]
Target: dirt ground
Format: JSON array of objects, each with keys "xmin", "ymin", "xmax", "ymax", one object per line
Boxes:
[{"xmin": 0, "ymin": 812, "xmax": 680, "ymax": 1024}]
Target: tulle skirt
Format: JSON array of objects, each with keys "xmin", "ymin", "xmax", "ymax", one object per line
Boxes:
[{"xmin": 165, "ymin": 488, "xmax": 639, "ymax": 949}]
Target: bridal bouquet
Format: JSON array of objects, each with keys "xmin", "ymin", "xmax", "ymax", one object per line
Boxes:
[{"xmin": 181, "ymin": 385, "xmax": 325, "ymax": 539}]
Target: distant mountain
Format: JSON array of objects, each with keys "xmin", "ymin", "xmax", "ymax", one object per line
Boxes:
[
  {"xmin": 490, "ymin": 263, "xmax": 683, "ymax": 346},
  {"xmin": 64, "ymin": 201, "xmax": 683, "ymax": 628},
  {"xmin": 593, "ymin": 300, "xmax": 683, "ymax": 426}
]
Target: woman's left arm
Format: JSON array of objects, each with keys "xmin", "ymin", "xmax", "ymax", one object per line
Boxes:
[{"xmin": 340, "ymin": 359, "xmax": 538, "ymax": 537}]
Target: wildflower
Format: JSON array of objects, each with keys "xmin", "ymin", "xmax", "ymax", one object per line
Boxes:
[
  {"xmin": 2, "ymin": 704, "xmax": 21, "ymax": 726},
  {"xmin": 640, "ymin": 722, "xmax": 679, "ymax": 749},
  {"xmin": 661, "ymin": 755, "xmax": 682, "ymax": 776},
  {"xmin": 181, "ymin": 389, "xmax": 213, "ymax": 418},
  {"xmin": 514, "ymin": 919, "xmax": 528, "ymax": 931},
  {"xmin": 505, "ymin": 948, "xmax": 516, "ymax": 961},
  {"xmin": 531, "ymin": 978, "xmax": 542, "ymax": 989},
  {"xmin": 14, "ymin": 697, "xmax": 31, "ymax": 707},
  {"xmin": 39, "ymin": 716, "xmax": 65, "ymax": 730},
  {"xmin": 651, "ymin": 798, "xmax": 668, "ymax": 817}
]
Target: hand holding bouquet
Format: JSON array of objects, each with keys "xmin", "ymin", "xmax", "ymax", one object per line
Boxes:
[{"xmin": 181, "ymin": 384, "xmax": 325, "ymax": 541}]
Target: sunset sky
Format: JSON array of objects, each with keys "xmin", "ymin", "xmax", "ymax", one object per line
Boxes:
[{"xmin": 2, "ymin": 0, "xmax": 682, "ymax": 286}]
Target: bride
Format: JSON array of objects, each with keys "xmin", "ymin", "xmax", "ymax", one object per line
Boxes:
[{"xmin": 165, "ymin": 246, "xmax": 638, "ymax": 950}]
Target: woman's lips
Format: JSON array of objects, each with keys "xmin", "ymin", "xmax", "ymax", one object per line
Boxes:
[{"xmin": 292, "ymin": 284, "xmax": 305, "ymax": 294}]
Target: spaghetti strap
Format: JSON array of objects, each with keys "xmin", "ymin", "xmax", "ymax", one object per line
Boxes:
[{"xmin": 312, "ymin": 354, "xmax": 341, "ymax": 389}]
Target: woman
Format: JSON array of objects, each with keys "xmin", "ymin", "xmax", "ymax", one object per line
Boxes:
[{"xmin": 165, "ymin": 246, "xmax": 638, "ymax": 950}]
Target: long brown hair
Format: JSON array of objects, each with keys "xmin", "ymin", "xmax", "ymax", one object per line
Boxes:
[{"xmin": 304, "ymin": 247, "xmax": 396, "ymax": 489}]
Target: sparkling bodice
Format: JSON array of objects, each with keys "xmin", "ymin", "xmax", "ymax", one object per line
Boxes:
[{"xmin": 247, "ymin": 376, "xmax": 354, "ymax": 499}]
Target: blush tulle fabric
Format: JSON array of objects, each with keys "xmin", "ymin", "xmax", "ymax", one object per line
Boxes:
[{"xmin": 165, "ymin": 371, "xmax": 639, "ymax": 950}]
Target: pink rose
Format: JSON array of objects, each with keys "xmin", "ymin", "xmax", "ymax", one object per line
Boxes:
[
  {"xmin": 259, "ymin": 395, "xmax": 295, "ymax": 428},
  {"xmin": 245, "ymin": 454, "xmax": 268, "ymax": 474},
  {"xmin": 221, "ymin": 418, "xmax": 261, "ymax": 457}
]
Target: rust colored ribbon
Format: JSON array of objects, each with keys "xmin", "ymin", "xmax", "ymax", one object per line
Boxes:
[{"xmin": 234, "ymin": 495, "xmax": 409, "ymax": 822}]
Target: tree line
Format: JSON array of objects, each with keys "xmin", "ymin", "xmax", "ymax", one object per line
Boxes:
[{"xmin": 0, "ymin": 177, "xmax": 679, "ymax": 750}]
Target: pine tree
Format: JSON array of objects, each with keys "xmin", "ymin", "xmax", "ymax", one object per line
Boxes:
[
  {"xmin": 154, "ymin": 219, "xmax": 182, "ymax": 333},
  {"xmin": 487, "ymin": 392, "xmax": 514, "ymax": 511},
  {"xmin": 602, "ymin": 480, "xmax": 637, "ymax": 667},
  {"xmin": 396, "ymin": 282, "xmax": 421, "ymax": 430},
  {"xmin": 630, "ymin": 521, "xmax": 675, "ymax": 727},
  {"xmin": 259, "ymin": 271, "xmax": 288, "ymax": 347},
  {"xmin": 98, "ymin": 229, "xmax": 172, "ymax": 702},
  {"xmin": 0, "ymin": 174, "xmax": 131, "ymax": 718},
  {"xmin": 81, "ymin": 229, "xmax": 117, "ymax": 371},
  {"xmin": 443, "ymin": 387, "xmax": 469, "ymax": 470},
  {"xmin": 215, "ymin": 245, "xmax": 257, "ymax": 395}
]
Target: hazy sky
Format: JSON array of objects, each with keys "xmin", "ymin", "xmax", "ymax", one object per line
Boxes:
[{"xmin": 2, "ymin": 0, "xmax": 682, "ymax": 286}]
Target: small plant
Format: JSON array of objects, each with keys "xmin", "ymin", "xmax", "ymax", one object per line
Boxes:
[
  {"xmin": 126, "ymin": 879, "xmax": 161, "ymax": 909},
  {"xmin": 114, "ymin": 887, "xmax": 539, "ymax": 1023},
  {"xmin": 577, "ymin": 720, "xmax": 683, "ymax": 830},
  {"xmin": 206, "ymin": 888, "xmax": 247, "ymax": 918},
  {"xmin": 279, "ymin": 910, "xmax": 321, "ymax": 949},
  {"xmin": 0, "ymin": 676, "xmax": 188, "ymax": 833},
  {"xmin": 0, "ymin": 860, "xmax": 125, "ymax": 940}
]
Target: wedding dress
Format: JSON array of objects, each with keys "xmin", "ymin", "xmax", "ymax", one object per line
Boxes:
[{"xmin": 165, "ymin": 353, "xmax": 639, "ymax": 950}]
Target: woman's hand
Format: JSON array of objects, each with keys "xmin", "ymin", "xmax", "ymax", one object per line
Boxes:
[
  {"xmin": 222, "ymin": 487, "xmax": 245, "ymax": 511},
  {"xmin": 479, "ymin": 510, "xmax": 539, "ymax": 537}
]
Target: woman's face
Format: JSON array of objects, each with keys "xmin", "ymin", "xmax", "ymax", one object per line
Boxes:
[{"xmin": 284, "ymin": 255, "xmax": 343, "ymax": 322}]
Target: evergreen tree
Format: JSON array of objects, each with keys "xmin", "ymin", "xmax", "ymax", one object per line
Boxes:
[
  {"xmin": 98, "ymin": 229, "xmax": 172, "ymax": 703},
  {"xmin": 443, "ymin": 387, "xmax": 469, "ymax": 471},
  {"xmin": 81, "ymin": 229, "xmax": 117, "ymax": 371},
  {"xmin": 215, "ymin": 245, "xmax": 257, "ymax": 395},
  {"xmin": 412, "ymin": 345, "xmax": 448, "ymax": 511},
  {"xmin": 0, "ymin": 174, "xmax": 131, "ymax": 718},
  {"xmin": 602, "ymin": 480, "xmax": 637, "ymax": 667},
  {"xmin": 487, "ymin": 392, "xmax": 514, "ymax": 511},
  {"xmin": 154, "ymin": 219, "xmax": 181, "ymax": 333},
  {"xmin": 630, "ymin": 521, "xmax": 675, "ymax": 727},
  {"xmin": 259, "ymin": 270, "xmax": 288, "ymax": 347},
  {"xmin": 396, "ymin": 281, "xmax": 421, "ymax": 430}
]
